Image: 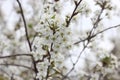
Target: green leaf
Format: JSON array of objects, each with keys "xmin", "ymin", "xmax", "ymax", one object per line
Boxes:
[
  {"xmin": 28, "ymin": 23, "xmax": 33, "ymax": 28},
  {"xmin": 101, "ymin": 56, "xmax": 111, "ymax": 67},
  {"xmin": 51, "ymin": 15, "xmax": 55, "ymax": 19}
]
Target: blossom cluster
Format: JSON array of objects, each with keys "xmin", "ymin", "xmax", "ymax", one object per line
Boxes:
[{"xmin": 31, "ymin": 2, "xmax": 73, "ymax": 79}]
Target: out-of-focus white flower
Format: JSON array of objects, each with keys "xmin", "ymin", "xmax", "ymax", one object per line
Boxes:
[{"xmin": 36, "ymin": 58, "xmax": 50, "ymax": 79}]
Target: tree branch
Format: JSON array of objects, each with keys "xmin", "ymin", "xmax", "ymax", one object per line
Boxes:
[
  {"xmin": 93, "ymin": 24, "xmax": 120, "ymax": 36},
  {"xmin": 0, "ymin": 63, "xmax": 34, "ymax": 71},
  {"xmin": 63, "ymin": 42, "xmax": 89, "ymax": 79},
  {"xmin": 74, "ymin": 24, "xmax": 120, "ymax": 44},
  {"xmin": 0, "ymin": 54, "xmax": 32, "ymax": 59},
  {"xmin": 31, "ymin": 32, "xmax": 38, "ymax": 47},
  {"xmin": 16, "ymin": 0, "xmax": 32, "ymax": 51},
  {"xmin": 66, "ymin": 0, "xmax": 83, "ymax": 27},
  {"xmin": 16, "ymin": 1, "xmax": 38, "ymax": 79},
  {"xmin": 65, "ymin": 2, "xmax": 119, "ymax": 78}
]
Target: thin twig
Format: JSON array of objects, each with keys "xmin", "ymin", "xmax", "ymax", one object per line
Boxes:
[
  {"xmin": 66, "ymin": 0, "xmax": 83, "ymax": 27},
  {"xmin": 0, "ymin": 54, "xmax": 32, "ymax": 59},
  {"xmin": 93, "ymin": 24, "xmax": 120, "ymax": 36},
  {"xmin": 0, "ymin": 63, "xmax": 34, "ymax": 71},
  {"xmin": 68, "ymin": 20, "xmax": 120, "ymax": 80},
  {"xmin": 16, "ymin": 0, "xmax": 32, "ymax": 51},
  {"xmin": 87, "ymin": 7, "xmax": 104, "ymax": 42},
  {"xmin": 31, "ymin": 32, "xmax": 38, "ymax": 46},
  {"xmin": 65, "ymin": 2, "xmax": 120, "ymax": 78},
  {"xmin": 74, "ymin": 23, "xmax": 120, "ymax": 45},
  {"xmin": 93, "ymin": 8, "xmax": 104, "ymax": 28},
  {"xmin": 67, "ymin": 20, "xmax": 120, "ymax": 80},
  {"xmin": 63, "ymin": 42, "xmax": 89, "ymax": 80},
  {"xmin": 16, "ymin": 1, "xmax": 38, "ymax": 79},
  {"xmin": 74, "ymin": 4, "xmax": 104, "ymax": 45}
]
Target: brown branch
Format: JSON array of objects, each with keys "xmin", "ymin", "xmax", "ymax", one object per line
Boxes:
[
  {"xmin": 93, "ymin": 24, "xmax": 120, "ymax": 37},
  {"xmin": 87, "ymin": 7, "xmax": 104, "ymax": 42},
  {"xmin": 64, "ymin": 2, "xmax": 116, "ymax": 78},
  {"xmin": 16, "ymin": 1, "xmax": 38, "ymax": 79},
  {"xmin": 45, "ymin": 65, "xmax": 50, "ymax": 80},
  {"xmin": 0, "ymin": 53, "xmax": 38, "ymax": 79},
  {"xmin": 0, "ymin": 63, "xmax": 34, "ymax": 71},
  {"xmin": 74, "ymin": 24, "xmax": 120, "ymax": 45},
  {"xmin": 68, "ymin": 16, "xmax": 120, "ymax": 80},
  {"xmin": 66, "ymin": 0, "xmax": 83, "ymax": 27},
  {"xmin": 0, "ymin": 54, "xmax": 37, "ymax": 73},
  {"xmin": 35, "ymin": 54, "xmax": 48, "ymax": 63},
  {"xmin": 69, "ymin": 22, "xmax": 120, "ymax": 80},
  {"xmin": 74, "ymin": 1, "xmax": 105, "ymax": 45},
  {"xmin": 45, "ymin": 44, "xmax": 53, "ymax": 80},
  {"xmin": 74, "ymin": 37, "xmax": 88, "ymax": 44},
  {"xmin": 31, "ymin": 32, "xmax": 38, "ymax": 47},
  {"xmin": 93, "ymin": 7, "xmax": 104, "ymax": 28},
  {"xmin": 63, "ymin": 42, "xmax": 89, "ymax": 80},
  {"xmin": 16, "ymin": 0, "xmax": 32, "ymax": 51},
  {"xmin": 0, "ymin": 54, "xmax": 32, "ymax": 59}
]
